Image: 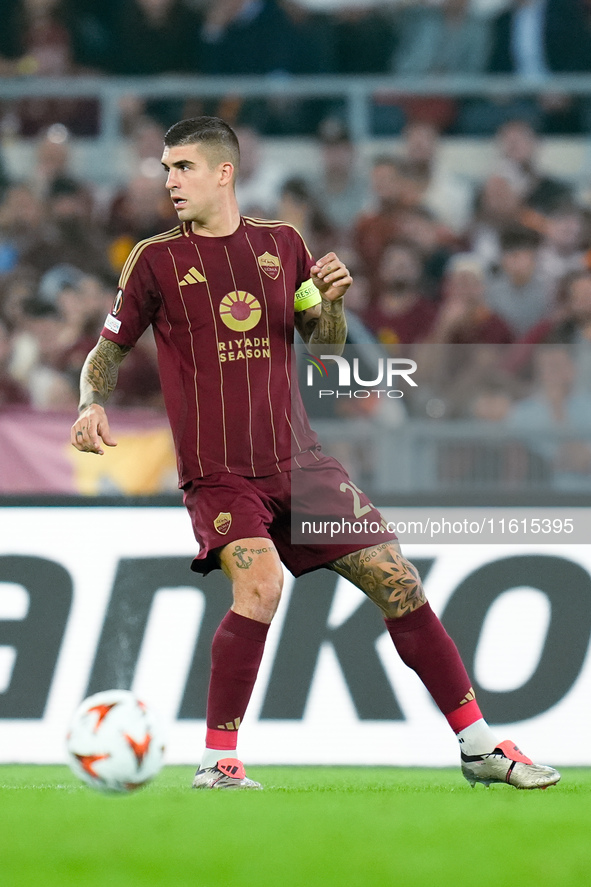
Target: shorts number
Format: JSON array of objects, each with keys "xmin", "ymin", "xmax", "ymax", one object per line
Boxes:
[{"xmin": 340, "ymin": 481, "xmax": 372, "ymax": 519}]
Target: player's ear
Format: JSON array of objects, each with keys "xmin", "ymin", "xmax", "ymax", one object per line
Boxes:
[{"xmin": 219, "ymin": 161, "xmax": 235, "ymax": 186}]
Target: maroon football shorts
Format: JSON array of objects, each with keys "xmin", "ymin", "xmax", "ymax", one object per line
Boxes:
[{"xmin": 183, "ymin": 453, "xmax": 396, "ymax": 577}]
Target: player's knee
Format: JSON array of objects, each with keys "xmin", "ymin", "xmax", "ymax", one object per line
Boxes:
[
  {"xmin": 254, "ymin": 575, "xmax": 283, "ymax": 610},
  {"xmin": 233, "ymin": 573, "xmax": 283, "ymax": 622}
]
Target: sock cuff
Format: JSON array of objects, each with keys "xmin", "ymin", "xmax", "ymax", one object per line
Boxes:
[
  {"xmin": 384, "ymin": 601, "xmax": 435, "ymax": 635},
  {"xmin": 446, "ymin": 698, "xmax": 484, "ymax": 733},
  {"xmin": 205, "ymin": 727, "xmax": 239, "ymax": 751},
  {"xmin": 221, "ymin": 609, "xmax": 270, "ymax": 642}
]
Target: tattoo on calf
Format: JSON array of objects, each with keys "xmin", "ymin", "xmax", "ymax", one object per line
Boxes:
[{"xmin": 330, "ymin": 543, "xmax": 426, "ymax": 618}]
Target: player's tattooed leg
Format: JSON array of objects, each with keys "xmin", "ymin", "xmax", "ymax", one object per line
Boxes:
[
  {"xmin": 219, "ymin": 538, "xmax": 282, "ymax": 623},
  {"xmin": 328, "ymin": 542, "xmax": 426, "ymax": 618},
  {"xmin": 223, "ymin": 543, "xmax": 278, "ymax": 573}
]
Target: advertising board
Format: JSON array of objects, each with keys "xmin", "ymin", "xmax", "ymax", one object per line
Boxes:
[{"xmin": 1, "ymin": 507, "xmax": 590, "ymax": 766}]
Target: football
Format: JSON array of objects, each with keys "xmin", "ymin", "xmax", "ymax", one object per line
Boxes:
[{"xmin": 66, "ymin": 689, "xmax": 165, "ymax": 793}]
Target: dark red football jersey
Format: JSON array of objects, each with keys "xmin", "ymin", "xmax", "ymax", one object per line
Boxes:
[{"xmin": 101, "ymin": 218, "xmax": 321, "ymax": 484}]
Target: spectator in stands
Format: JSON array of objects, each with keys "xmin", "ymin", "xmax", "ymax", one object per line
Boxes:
[
  {"xmin": 199, "ymin": 1, "xmax": 335, "ymax": 133},
  {"xmin": 2, "ymin": 266, "xmax": 106, "ymax": 400},
  {"xmin": 396, "ymin": 161, "xmax": 431, "ymax": 216},
  {"xmin": 408, "ymin": 332, "xmax": 528, "ymax": 416},
  {"xmin": 108, "ymin": 0, "xmax": 203, "ymax": 126},
  {"xmin": 14, "ymin": 298, "xmax": 78, "ymax": 409},
  {"xmin": 127, "ymin": 116, "xmax": 168, "ymax": 171},
  {"xmin": 353, "ymin": 155, "xmax": 405, "ymax": 282},
  {"xmin": 426, "ymin": 253, "xmax": 514, "ymax": 343},
  {"xmin": 521, "ymin": 269, "xmax": 591, "ymax": 345},
  {"xmin": 447, "ymin": 344, "xmax": 529, "ymax": 420},
  {"xmin": 399, "ymin": 120, "xmax": 474, "ymax": 233},
  {"xmin": 64, "ymin": 0, "xmax": 118, "ymax": 71},
  {"xmin": 505, "ymin": 345, "xmax": 591, "ymax": 490},
  {"xmin": 308, "ymin": 117, "xmax": 368, "ymax": 236},
  {"xmin": 233, "ymin": 125, "xmax": 287, "ymax": 218},
  {"xmin": 494, "ymin": 119, "xmax": 573, "ymax": 214},
  {"xmin": 32, "ymin": 125, "xmax": 73, "ymax": 200},
  {"xmin": 469, "ymin": 173, "xmax": 531, "ymax": 270},
  {"xmin": 485, "ymin": 225, "xmax": 553, "ymax": 338},
  {"xmin": 469, "ymin": 380, "xmax": 516, "ymax": 424},
  {"xmin": 35, "ymin": 267, "xmax": 113, "ymax": 375},
  {"xmin": 483, "ymin": 0, "xmax": 591, "ymax": 133},
  {"xmin": 0, "ymin": 0, "xmax": 72, "ymax": 76},
  {"xmin": 20, "ymin": 176, "xmax": 113, "ymax": 278},
  {"xmin": 392, "ymin": 0, "xmax": 493, "ymax": 77},
  {"xmin": 0, "ymin": 0, "xmax": 99, "ymax": 135},
  {"xmin": 363, "ymin": 241, "xmax": 438, "ymax": 345},
  {"xmin": 489, "ymin": 0, "xmax": 591, "ymax": 76},
  {"xmin": 437, "ymin": 363, "xmax": 533, "ymax": 487},
  {"xmin": 107, "ymin": 172, "xmax": 178, "ymax": 251},
  {"xmin": 0, "ymin": 0, "xmax": 117, "ymax": 75},
  {"xmin": 398, "ymin": 206, "xmax": 456, "ymax": 300},
  {"xmin": 329, "ymin": 1, "xmax": 395, "ymax": 74},
  {"xmin": 200, "ymin": 0, "xmax": 325, "ymax": 75},
  {"xmin": 0, "ymin": 267, "xmax": 39, "ymax": 335},
  {"xmin": 0, "ymin": 317, "xmax": 29, "ymax": 405},
  {"xmin": 110, "ymin": 0, "xmax": 200, "ymax": 75},
  {"xmin": 0, "ymin": 184, "xmax": 46, "ymax": 275},
  {"xmin": 34, "ymin": 263, "xmax": 163, "ymax": 407},
  {"xmin": 275, "ymin": 177, "xmax": 336, "ymax": 259},
  {"xmin": 537, "ymin": 204, "xmax": 587, "ymax": 294}
]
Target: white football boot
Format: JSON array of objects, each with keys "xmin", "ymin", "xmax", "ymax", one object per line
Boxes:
[
  {"xmin": 461, "ymin": 740, "xmax": 561, "ymax": 789},
  {"xmin": 192, "ymin": 758, "xmax": 263, "ymax": 790}
]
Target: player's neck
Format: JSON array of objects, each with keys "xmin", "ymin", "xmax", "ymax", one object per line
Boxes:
[{"xmin": 191, "ymin": 204, "xmax": 241, "ymax": 238}]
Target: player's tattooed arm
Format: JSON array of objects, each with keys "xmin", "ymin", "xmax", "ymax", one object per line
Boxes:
[
  {"xmin": 295, "ymin": 252, "xmax": 350, "ymax": 356},
  {"xmin": 79, "ymin": 336, "xmax": 131, "ymax": 410},
  {"xmin": 71, "ymin": 336, "xmax": 131, "ymax": 455},
  {"xmin": 301, "ymin": 297, "xmax": 348, "ymax": 357},
  {"xmin": 329, "ymin": 542, "xmax": 426, "ymax": 619}
]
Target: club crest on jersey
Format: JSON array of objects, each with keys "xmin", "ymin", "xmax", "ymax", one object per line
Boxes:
[
  {"xmin": 257, "ymin": 251, "xmax": 281, "ymax": 280},
  {"xmin": 112, "ymin": 289, "xmax": 124, "ymax": 316},
  {"xmin": 219, "ymin": 291, "xmax": 262, "ymax": 332},
  {"xmin": 214, "ymin": 512, "xmax": 232, "ymax": 535}
]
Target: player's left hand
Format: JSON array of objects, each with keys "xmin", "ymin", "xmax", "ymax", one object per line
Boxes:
[{"xmin": 311, "ymin": 253, "xmax": 352, "ymax": 302}]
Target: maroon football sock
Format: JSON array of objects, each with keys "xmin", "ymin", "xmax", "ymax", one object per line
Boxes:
[
  {"xmin": 205, "ymin": 610, "xmax": 269, "ymax": 751},
  {"xmin": 384, "ymin": 602, "xmax": 483, "ymax": 732}
]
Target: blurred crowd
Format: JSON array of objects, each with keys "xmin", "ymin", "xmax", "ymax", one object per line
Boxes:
[
  {"xmin": 0, "ymin": 1, "xmax": 590, "ymax": 496},
  {"xmin": 2, "ymin": 109, "xmax": 591, "ymax": 433},
  {"xmin": 2, "ymin": 1, "xmax": 591, "ymax": 136}
]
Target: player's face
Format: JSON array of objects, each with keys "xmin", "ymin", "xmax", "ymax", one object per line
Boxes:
[{"xmin": 161, "ymin": 143, "xmax": 227, "ymax": 223}]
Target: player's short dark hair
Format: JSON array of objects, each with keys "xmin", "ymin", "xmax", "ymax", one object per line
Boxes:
[{"xmin": 164, "ymin": 116, "xmax": 240, "ymax": 176}]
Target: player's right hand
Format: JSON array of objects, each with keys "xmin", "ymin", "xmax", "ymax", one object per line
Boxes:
[{"xmin": 71, "ymin": 404, "xmax": 117, "ymax": 456}]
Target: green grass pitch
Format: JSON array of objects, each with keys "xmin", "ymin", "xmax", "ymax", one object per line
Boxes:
[{"xmin": 1, "ymin": 766, "xmax": 590, "ymax": 887}]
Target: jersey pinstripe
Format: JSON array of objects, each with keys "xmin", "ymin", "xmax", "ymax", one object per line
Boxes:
[{"xmin": 101, "ymin": 218, "xmax": 320, "ymax": 485}]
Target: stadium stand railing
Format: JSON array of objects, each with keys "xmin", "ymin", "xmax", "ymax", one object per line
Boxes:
[
  {"xmin": 2, "ymin": 73, "xmax": 591, "ymax": 173},
  {"xmin": 311, "ymin": 419, "xmax": 591, "ymax": 495}
]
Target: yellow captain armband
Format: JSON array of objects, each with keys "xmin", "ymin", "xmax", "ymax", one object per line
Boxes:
[{"xmin": 294, "ymin": 278, "xmax": 322, "ymax": 312}]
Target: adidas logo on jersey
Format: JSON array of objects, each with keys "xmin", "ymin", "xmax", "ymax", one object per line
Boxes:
[{"xmin": 179, "ymin": 267, "xmax": 206, "ymax": 286}]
